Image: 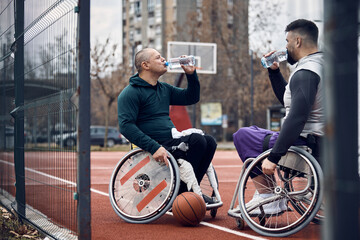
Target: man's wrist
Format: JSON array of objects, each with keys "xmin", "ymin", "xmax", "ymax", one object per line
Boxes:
[
  {"xmin": 150, "ymin": 143, "xmax": 162, "ymax": 155},
  {"xmin": 268, "ymin": 68, "xmax": 280, "ymax": 74},
  {"xmin": 268, "ymin": 152, "xmax": 282, "ymax": 164}
]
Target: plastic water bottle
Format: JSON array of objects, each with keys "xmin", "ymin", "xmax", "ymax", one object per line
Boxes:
[
  {"xmin": 261, "ymin": 50, "xmax": 288, "ymax": 68},
  {"xmin": 165, "ymin": 55, "xmax": 195, "ymax": 69}
]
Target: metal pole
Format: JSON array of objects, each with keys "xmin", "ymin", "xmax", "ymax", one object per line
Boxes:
[
  {"xmin": 323, "ymin": 1, "xmax": 359, "ymax": 240},
  {"xmin": 250, "ymin": 49, "xmax": 254, "ymax": 125},
  {"xmin": 1, "ymin": 44, "xmax": 7, "ymax": 149},
  {"xmin": 76, "ymin": 1, "xmax": 91, "ymax": 239},
  {"xmin": 132, "ymin": 44, "xmax": 137, "ymax": 75},
  {"xmin": 14, "ymin": 0, "xmax": 25, "ymax": 218}
]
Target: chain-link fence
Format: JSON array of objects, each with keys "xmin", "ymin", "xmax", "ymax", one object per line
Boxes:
[{"xmin": 0, "ymin": 1, "xmax": 90, "ymax": 239}]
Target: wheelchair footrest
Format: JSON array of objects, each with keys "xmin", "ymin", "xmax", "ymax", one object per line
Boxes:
[
  {"xmin": 228, "ymin": 206, "xmax": 241, "ymax": 218},
  {"xmin": 206, "ymin": 201, "xmax": 223, "ymax": 210}
]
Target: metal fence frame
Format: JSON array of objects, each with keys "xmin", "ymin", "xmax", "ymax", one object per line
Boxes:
[{"xmin": 0, "ymin": 0, "xmax": 90, "ymax": 239}]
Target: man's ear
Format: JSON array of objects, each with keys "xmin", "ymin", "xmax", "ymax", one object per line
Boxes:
[
  {"xmin": 141, "ymin": 61, "xmax": 149, "ymax": 70},
  {"xmin": 296, "ymin": 37, "xmax": 302, "ymax": 48}
]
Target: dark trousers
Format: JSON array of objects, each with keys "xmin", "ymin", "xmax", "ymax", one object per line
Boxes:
[{"xmin": 161, "ymin": 133, "xmax": 217, "ymax": 194}]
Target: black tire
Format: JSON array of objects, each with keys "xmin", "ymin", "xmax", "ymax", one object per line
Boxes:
[
  {"xmin": 65, "ymin": 138, "xmax": 76, "ymax": 147},
  {"xmin": 107, "ymin": 139, "xmax": 115, "ymax": 147},
  {"xmin": 238, "ymin": 147, "xmax": 323, "ymax": 237}
]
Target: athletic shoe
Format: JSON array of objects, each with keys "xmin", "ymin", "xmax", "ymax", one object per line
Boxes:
[{"xmin": 246, "ymin": 192, "xmax": 287, "ymax": 215}]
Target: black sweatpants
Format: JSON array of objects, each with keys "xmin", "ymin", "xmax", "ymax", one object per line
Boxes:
[{"xmin": 161, "ymin": 133, "xmax": 217, "ymax": 194}]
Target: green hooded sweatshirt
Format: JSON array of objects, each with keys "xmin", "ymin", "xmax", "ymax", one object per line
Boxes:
[{"xmin": 117, "ymin": 71, "xmax": 200, "ymax": 154}]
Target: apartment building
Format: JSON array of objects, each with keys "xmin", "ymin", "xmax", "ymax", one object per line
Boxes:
[{"xmin": 121, "ymin": 0, "xmax": 238, "ymax": 68}]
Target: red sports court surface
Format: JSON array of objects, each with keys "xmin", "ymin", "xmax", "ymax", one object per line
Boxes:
[{"xmin": 90, "ymin": 150, "xmax": 321, "ymax": 240}]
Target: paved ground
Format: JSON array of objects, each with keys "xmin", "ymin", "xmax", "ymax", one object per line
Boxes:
[{"xmin": 90, "ymin": 150, "xmax": 321, "ymax": 240}]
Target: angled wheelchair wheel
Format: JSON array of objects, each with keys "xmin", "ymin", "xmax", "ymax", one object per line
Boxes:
[
  {"xmin": 109, "ymin": 148, "xmax": 180, "ymax": 223},
  {"xmin": 238, "ymin": 146, "xmax": 323, "ymax": 237}
]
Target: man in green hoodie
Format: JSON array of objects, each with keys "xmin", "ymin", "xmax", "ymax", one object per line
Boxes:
[{"xmin": 117, "ymin": 48, "xmax": 217, "ymax": 203}]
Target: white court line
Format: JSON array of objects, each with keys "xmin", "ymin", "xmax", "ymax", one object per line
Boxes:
[
  {"xmin": 0, "ymin": 159, "xmax": 267, "ymax": 240},
  {"xmin": 0, "ymin": 159, "xmax": 105, "ymax": 196},
  {"xmin": 90, "ymin": 187, "xmax": 109, "ymax": 197},
  {"xmin": 164, "ymin": 211, "xmax": 267, "ymax": 240},
  {"xmin": 200, "ymin": 221, "xmax": 268, "ymax": 240}
]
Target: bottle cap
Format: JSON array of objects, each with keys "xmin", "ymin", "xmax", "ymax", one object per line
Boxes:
[{"xmin": 164, "ymin": 62, "xmax": 169, "ymax": 66}]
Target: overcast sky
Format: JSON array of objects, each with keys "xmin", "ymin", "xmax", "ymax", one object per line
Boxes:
[{"xmin": 91, "ymin": 0, "xmax": 122, "ymax": 60}]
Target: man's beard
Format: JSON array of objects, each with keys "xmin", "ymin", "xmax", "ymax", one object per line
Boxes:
[{"xmin": 286, "ymin": 50, "xmax": 297, "ymax": 65}]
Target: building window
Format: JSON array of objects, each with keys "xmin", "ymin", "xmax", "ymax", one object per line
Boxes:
[
  {"xmin": 129, "ymin": 31, "xmax": 134, "ymax": 42},
  {"xmin": 155, "ymin": 25, "xmax": 161, "ymax": 34},
  {"xmin": 155, "ymin": 37, "xmax": 161, "ymax": 48},
  {"xmin": 197, "ymin": 9, "xmax": 202, "ymax": 22},
  {"xmin": 227, "ymin": 14, "xmax": 233, "ymax": 27},
  {"xmin": 148, "ymin": 39, "xmax": 155, "ymax": 48},
  {"xmin": 135, "ymin": 1, "xmax": 141, "ymax": 16},
  {"xmin": 148, "ymin": 0, "xmax": 155, "ymax": 12}
]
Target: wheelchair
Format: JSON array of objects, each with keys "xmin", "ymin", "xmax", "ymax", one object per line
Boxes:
[
  {"xmin": 109, "ymin": 146, "xmax": 222, "ymax": 224},
  {"xmin": 228, "ymin": 146, "xmax": 324, "ymax": 237}
]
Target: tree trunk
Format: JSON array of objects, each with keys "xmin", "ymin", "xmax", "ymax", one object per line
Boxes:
[{"xmin": 103, "ymin": 98, "xmax": 114, "ymax": 148}]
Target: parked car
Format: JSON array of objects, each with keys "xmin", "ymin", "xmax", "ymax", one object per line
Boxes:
[
  {"xmin": 3, "ymin": 126, "xmax": 31, "ymax": 147},
  {"xmin": 53, "ymin": 126, "xmax": 128, "ymax": 147}
]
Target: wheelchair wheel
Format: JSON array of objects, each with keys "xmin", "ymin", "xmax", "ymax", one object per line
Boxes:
[
  {"xmin": 238, "ymin": 146, "xmax": 323, "ymax": 237},
  {"xmin": 283, "ymin": 148, "xmax": 325, "ymax": 224},
  {"xmin": 109, "ymin": 148, "xmax": 180, "ymax": 223},
  {"xmin": 286, "ymin": 183, "xmax": 325, "ymax": 225}
]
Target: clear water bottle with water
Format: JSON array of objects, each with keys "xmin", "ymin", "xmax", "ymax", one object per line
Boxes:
[
  {"xmin": 261, "ymin": 50, "xmax": 288, "ymax": 68},
  {"xmin": 165, "ymin": 55, "xmax": 195, "ymax": 69}
]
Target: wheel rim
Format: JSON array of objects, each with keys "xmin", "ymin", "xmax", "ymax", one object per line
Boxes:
[
  {"xmin": 66, "ymin": 138, "xmax": 75, "ymax": 147},
  {"xmin": 238, "ymin": 149, "xmax": 322, "ymax": 236},
  {"xmin": 107, "ymin": 139, "xmax": 115, "ymax": 147},
  {"xmin": 111, "ymin": 151, "xmax": 175, "ymax": 220}
]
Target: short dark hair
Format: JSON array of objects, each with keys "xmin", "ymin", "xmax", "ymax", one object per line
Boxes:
[
  {"xmin": 285, "ymin": 19, "xmax": 319, "ymax": 45},
  {"xmin": 134, "ymin": 48, "xmax": 151, "ymax": 73}
]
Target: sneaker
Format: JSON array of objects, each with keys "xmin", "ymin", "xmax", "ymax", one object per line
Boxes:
[
  {"xmin": 246, "ymin": 192, "xmax": 286, "ymax": 215},
  {"xmin": 280, "ymin": 198, "xmax": 289, "ymax": 211},
  {"xmin": 203, "ymin": 194, "xmax": 223, "ymax": 209}
]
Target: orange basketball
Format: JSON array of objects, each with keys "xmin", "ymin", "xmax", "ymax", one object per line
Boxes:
[{"xmin": 172, "ymin": 192, "xmax": 206, "ymax": 226}]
